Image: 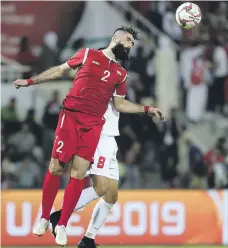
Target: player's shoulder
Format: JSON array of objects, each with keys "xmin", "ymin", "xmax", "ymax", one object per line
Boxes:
[
  {"xmin": 77, "ymin": 47, "xmax": 88, "ymax": 53},
  {"xmin": 75, "ymin": 47, "xmax": 95, "ymax": 54},
  {"xmin": 86, "ymin": 48, "xmax": 103, "ymax": 58},
  {"xmin": 89, "ymin": 48, "xmax": 99, "ymax": 52},
  {"xmin": 70, "ymin": 47, "xmax": 88, "ymax": 58},
  {"xmin": 87, "ymin": 48, "xmax": 100, "ymax": 54}
]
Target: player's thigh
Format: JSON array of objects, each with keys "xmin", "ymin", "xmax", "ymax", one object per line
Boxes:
[
  {"xmin": 52, "ymin": 110, "xmax": 76, "ymax": 165},
  {"xmin": 75, "ymin": 121, "xmax": 104, "ymax": 165},
  {"xmin": 91, "ymin": 174, "xmax": 109, "ymax": 196},
  {"xmin": 71, "ymin": 155, "xmax": 91, "ymax": 179},
  {"xmin": 102, "ymin": 178, "xmax": 119, "ymax": 204},
  {"xmin": 108, "ymin": 153, "xmax": 119, "ymax": 181},
  {"xmin": 71, "ymin": 127, "xmax": 104, "ymax": 179}
]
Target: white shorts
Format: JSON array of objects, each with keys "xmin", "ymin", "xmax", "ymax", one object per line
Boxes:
[{"xmin": 86, "ymin": 134, "xmax": 119, "ymax": 180}]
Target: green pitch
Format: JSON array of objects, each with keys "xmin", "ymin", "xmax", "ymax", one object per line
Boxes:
[{"xmin": 2, "ymin": 246, "xmax": 225, "ymax": 248}]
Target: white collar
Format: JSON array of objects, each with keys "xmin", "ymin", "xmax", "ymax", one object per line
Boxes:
[{"xmin": 102, "ymin": 50, "xmax": 118, "ymax": 63}]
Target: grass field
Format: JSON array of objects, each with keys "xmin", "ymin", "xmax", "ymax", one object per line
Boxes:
[{"xmin": 2, "ymin": 246, "xmax": 225, "ymax": 248}]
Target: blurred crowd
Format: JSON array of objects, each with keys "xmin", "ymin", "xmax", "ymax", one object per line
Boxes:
[
  {"xmin": 1, "ymin": 91, "xmax": 62, "ymax": 189},
  {"xmin": 1, "ymin": 1, "xmax": 228, "ymax": 189}
]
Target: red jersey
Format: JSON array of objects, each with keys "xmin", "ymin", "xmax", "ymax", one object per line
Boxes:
[{"xmin": 63, "ymin": 48, "xmax": 127, "ymax": 117}]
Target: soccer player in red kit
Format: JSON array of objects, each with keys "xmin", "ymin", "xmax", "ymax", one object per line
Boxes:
[{"xmin": 14, "ymin": 26, "xmax": 165, "ymax": 246}]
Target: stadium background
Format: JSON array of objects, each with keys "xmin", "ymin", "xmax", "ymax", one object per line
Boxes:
[{"xmin": 1, "ymin": 1, "xmax": 228, "ymax": 247}]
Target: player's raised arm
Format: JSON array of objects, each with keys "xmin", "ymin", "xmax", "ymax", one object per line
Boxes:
[
  {"xmin": 13, "ymin": 63, "xmax": 70, "ymax": 88},
  {"xmin": 113, "ymin": 97, "xmax": 166, "ymax": 121},
  {"xmin": 13, "ymin": 48, "xmax": 88, "ymax": 89}
]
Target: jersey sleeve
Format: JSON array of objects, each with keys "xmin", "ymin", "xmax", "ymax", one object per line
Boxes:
[
  {"xmin": 67, "ymin": 48, "xmax": 89, "ymax": 69},
  {"xmin": 113, "ymin": 73, "xmax": 127, "ymax": 97}
]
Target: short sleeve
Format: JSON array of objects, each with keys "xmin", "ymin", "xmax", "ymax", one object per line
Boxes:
[
  {"xmin": 114, "ymin": 82, "xmax": 126, "ymax": 97},
  {"xmin": 67, "ymin": 48, "xmax": 89, "ymax": 69},
  {"xmin": 114, "ymin": 72, "xmax": 127, "ymax": 97}
]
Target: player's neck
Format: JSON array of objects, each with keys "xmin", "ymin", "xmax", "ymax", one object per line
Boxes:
[{"xmin": 102, "ymin": 48, "xmax": 117, "ymax": 63}]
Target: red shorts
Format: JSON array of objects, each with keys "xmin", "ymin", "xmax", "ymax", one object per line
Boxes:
[{"xmin": 52, "ymin": 109, "xmax": 104, "ymax": 163}]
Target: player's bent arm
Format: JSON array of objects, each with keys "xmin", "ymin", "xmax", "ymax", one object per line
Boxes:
[
  {"xmin": 113, "ymin": 97, "xmax": 166, "ymax": 121},
  {"xmin": 113, "ymin": 96, "xmax": 144, "ymax": 113}
]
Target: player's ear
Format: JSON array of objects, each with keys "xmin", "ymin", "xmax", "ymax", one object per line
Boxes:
[
  {"xmin": 112, "ymin": 35, "xmax": 120, "ymax": 44},
  {"xmin": 112, "ymin": 36, "xmax": 117, "ymax": 43}
]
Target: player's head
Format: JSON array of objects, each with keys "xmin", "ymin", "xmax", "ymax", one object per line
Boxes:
[{"xmin": 110, "ymin": 26, "xmax": 139, "ymax": 61}]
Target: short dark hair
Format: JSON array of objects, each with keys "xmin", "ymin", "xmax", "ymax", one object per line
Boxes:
[{"xmin": 113, "ymin": 26, "xmax": 139, "ymax": 40}]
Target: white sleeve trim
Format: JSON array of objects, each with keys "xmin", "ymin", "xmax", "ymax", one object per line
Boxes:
[
  {"xmin": 113, "ymin": 94, "xmax": 126, "ymax": 97},
  {"xmin": 120, "ymin": 73, "xmax": 127, "ymax": 84},
  {"xmin": 82, "ymin": 48, "xmax": 89, "ymax": 65},
  {"xmin": 113, "ymin": 90, "xmax": 125, "ymax": 97},
  {"xmin": 65, "ymin": 61, "xmax": 71, "ymax": 69}
]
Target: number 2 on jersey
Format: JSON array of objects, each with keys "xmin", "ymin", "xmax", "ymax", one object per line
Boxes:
[
  {"xmin": 101, "ymin": 70, "xmax": 110, "ymax": 82},
  {"xmin": 56, "ymin": 141, "xmax": 64, "ymax": 153},
  {"xmin": 97, "ymin": 156, "xmax": 106, "ymax": 168}
]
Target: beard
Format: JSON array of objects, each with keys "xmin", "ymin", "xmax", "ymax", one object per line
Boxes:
[{"xmin": 111, "ymin": 43, "xmax": 130, "ymax": 61}]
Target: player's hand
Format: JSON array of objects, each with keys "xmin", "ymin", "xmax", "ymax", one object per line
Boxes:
[
  {"xmin": 149, "ymin": 107, "xmax": 166, "ymax": 121},
  {"xmin": 13, "ymin": 79, "xmax": 29, "ymax": 89}
]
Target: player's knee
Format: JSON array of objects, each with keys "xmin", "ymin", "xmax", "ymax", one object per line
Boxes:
[
  {"xmin": 94, "ymin": 182, "xmax": 108, "ymax": 196},
  {"xmin": 71, "ymin": 156, "xmax": 90, "ymax": 179},
  {"xmin": 49, "ymin": 159, "xmax": 64, "ymax": 176},
  {"xmin": 49, "ymin": 167, "xmax": 64, "ymax": 176},
  {"xmin": 107, "ymin": 194, "xmax": 118, "ymax": 204},
  {"xmin": 103, "ymin": 191, "xmax": 118, "ymax": 204},
  {"xmin": 110, "ymin": 193, "xmax": 118, "ymax": 204},
  {"xmin": 71, "ymin": 168, "xmax": 86, "ymax": 179}
]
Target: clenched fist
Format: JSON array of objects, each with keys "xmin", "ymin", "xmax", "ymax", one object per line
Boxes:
[
  {"xmin": 149, "ymin": 107, "xmax": 166, "ymax": 121},
  {"xmin": 13, "ymin": 79, "xmax": 29, "ymax": 89}
]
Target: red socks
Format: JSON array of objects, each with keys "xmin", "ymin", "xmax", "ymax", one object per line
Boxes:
[
  {"xmin": 58, "ymin": 177, "xmax": 83, "ymax": 226},
  {"xmin": 40, "ymin": 171, "xmax": 83, "ymax": 226},
  {"xmin": 41, "ymin": 170, "xmax": 60, "ymax": 220}
]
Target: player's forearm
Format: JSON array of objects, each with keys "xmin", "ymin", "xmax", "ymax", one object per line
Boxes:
[
  {"xmin": 115, "ymin": 99, "xmax": 145, "ymax": 114},
  {"xmin": 30, "ymin": 66, "xmax": 64, "ymax": 84}
]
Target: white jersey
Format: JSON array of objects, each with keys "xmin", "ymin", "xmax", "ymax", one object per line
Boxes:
[
  {"xmin": 86, "ymin": 99, "xmax": 120, "ymax": 180},
  {"xmin": 101, "ymin": 99, "xmax": 120, "ymax": 137}
]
